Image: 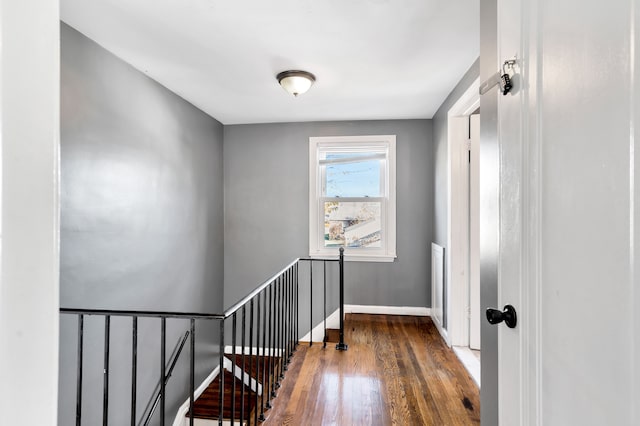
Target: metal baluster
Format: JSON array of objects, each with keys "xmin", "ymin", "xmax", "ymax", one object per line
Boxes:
[
  {"xmin": 249, "ymin": 299, "xmax": 256, "ymax": 426},
  {"xmin": 275, "ymin": 276, "xmax": 281, "ymax": 388},
  {"xmin": 76, "ymin": 314, "xmax": 84, "ymax": 426},
  {"xmin": 131, "ymin": 317, "xmax": 138, "ymax": 426},
  {"xmin": 279, "ymin": 275, "xmax": 285, "ymax": 379},
  {"xmin": 289, "ymin": 266, "xmax": 294, "ymax": 358},
  {"xmin": 272, "ymin": 282, "xmax": 278, "ymax": 397},
  {"xmin": 219, "ymin": 320, "xmax": 225, "ymax": 426},
  {"xmin": 295, "ymin": 262, "xmax": 299, "ymax": 350},
  {"xmin": 323, "ymin": 261, "xmax": 327, "ymax": 348},
  {"xmin": 258, "ymin": 291, "xmax": 265, "ymax": 422},
  {"xmin": 103, "ymin": 315, "xmax": 110, "ymax": 426},
  {"xmin": 310, "ymin": 261, "xmax": 313, "ymax": 346},
  {"xmin": 336, "ymin": 247, "xmax": 348, "ymax": 351},
  {"xmin": 231, "ymin": 313, "xmax": 236, "ymax": 426},
  {"xmin": 285, "ymin": 268, "xmax": 291, "ymax": 367},
  {"xmin": 240, "ymin": 306, "xmax": 246, "ymax": 425},
  {"xmin": 160, "ymin": 317, "xmax": 166, "ymax": 425},
  {"xmin": 292, "ymin": 265, "xmax": 296, "ymax": 353},
  {"xmin": 260, "ymin": 289, "xmax": 267, "ymax": 420},
  {"xmin": 279, "ymin": 274, "xmax": 285, "ymax": 376},
  {"xmin": 267, "ymin": 285, "xmax": 275, "ymax": 403},
  {"xmin": 189, "ymin": 319, "xmax": 195, "ymax": 426}
]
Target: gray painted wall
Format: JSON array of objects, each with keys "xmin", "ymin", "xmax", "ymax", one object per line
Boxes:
[
  {"xmin": 432, "ymin": 58, "xmax": 480, "ymax": 248},
  {"xmin": 223, "ymin": 120, "xmax": 434, "ymax": 319},
  {"xmin": 58, "ymin": 23, "xmax": 224, "ymax": 425}
]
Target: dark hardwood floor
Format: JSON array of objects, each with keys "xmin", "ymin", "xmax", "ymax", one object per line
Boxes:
[{"xmin": 262, "ymin": 314, "xmax": 480, "ymax": 425}]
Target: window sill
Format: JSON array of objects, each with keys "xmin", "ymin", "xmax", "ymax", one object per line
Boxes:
[{"xmin": 308, "ymin": 253, "xmax": 396, "ymax": 263}]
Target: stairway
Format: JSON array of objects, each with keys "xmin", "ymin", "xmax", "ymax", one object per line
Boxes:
[
  {"xmin": 181, "ymin": 330, "xmax": 341, "ymax": 425},
  {"xmin": 185, "ymin": 355, "xmax": 281, "ymax": 425}
]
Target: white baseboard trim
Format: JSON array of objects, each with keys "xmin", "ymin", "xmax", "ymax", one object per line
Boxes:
[
  {"xmin": 299, "ymin": 308, "xmax": 341, "ymax": 342},
  {"xmin": 298, "ymin": 305, "xmax": 431, "ymax": 343},
  {"xmin": 452, "ymin": 346, "xmax": 481, "ymax": 388},
  {"xmin": 344, "ymin": 304, "xmax": 431, "ymax": 316},
  {"xmin": 432, "ymin": 316, "xmax": 451, "ymax": 347}
]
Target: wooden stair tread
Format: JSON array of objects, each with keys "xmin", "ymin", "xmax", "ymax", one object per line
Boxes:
[
  {"xmin": 228, "ymin": 354, "xmax": 281, "ymax": 381},
  {"xmin": 188, "ymin": 354, "xmax": 284, "ymax": 422},
  {"xmin": 188, "ymin": 373, "xmax": 256, "ymax": 420}
]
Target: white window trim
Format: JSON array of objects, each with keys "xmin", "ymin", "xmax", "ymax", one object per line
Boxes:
[{"xmin": 309, "ymin": 135, "xmax": 396, "ymax": 262}]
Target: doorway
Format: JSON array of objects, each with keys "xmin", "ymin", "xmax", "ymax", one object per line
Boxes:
[{"xmin": 444, "ymin": 77, "xmax": 481, "ymax": 386}]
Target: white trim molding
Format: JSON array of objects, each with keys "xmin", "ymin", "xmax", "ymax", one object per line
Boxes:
[
  {"xmin": 432, "ymin": 316, "xmax": 451, "ymax": 346},
  {"xmin": 299, "ymin": 304, "xmax": 431, "ymax": 343},
  {"xmin": 344, "ymin": 304, "xmax": 430, "ymax": 316},
  {"xmin": 452, "ymin": 346, "xmax": 481, "ymax": 387},
  {"xmin": 309, "ymin": 135, "xmax": 397, "ymax": 262},
  {"xmin": 0, "ymin": 1, "xmax": 61, "ymax": 423},
  {"xmin": 446, "ymin": 77, "xmax": 480, "ymax": 347},
  {"xmin": 299, "ymin": 308, "xmax": 342, "ymax": 342}
]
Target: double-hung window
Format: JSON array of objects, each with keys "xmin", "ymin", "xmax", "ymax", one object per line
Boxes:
[{"xmin": 309, "ymin": 135, "xmax": 396, "ymax": 262}]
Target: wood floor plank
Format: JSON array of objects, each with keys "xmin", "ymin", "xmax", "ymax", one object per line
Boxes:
[{"xmin": 262, "ymin": 314, "xmax": 480, "ymax": 425}]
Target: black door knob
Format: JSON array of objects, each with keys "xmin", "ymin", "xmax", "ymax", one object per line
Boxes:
[{"xmin": 486, "ymin": 305, "xmax": 517, "ymax": 328}]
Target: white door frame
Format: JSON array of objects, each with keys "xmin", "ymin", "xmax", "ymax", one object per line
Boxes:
[
  {"xmin": 446, "ymin": 77, "xmax": 480, "ymax": 347},
  {"xmin": 0, "ymin": 0, "xmax": 60, "ymax": 423},
  {"xmin": 468, "ymin": 114, "xmax": 481, "ymax": 350}
]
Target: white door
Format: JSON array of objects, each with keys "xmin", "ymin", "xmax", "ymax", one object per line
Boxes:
[
  {"xmin": 468, "ymin": 114, "xmax": 480, "ymax": 350},
  {"xmin": 492, "ymin": 0, "xmax": 639, "ymax": 424}
]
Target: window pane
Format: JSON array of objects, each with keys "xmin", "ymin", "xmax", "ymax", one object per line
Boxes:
[
  {"xmin": 324, "ymin": 153, "xmax": 381, "ymax": 197},
  {"xmin": 324, "ymin": 201, "xmax": 381, "ymax": 248}
]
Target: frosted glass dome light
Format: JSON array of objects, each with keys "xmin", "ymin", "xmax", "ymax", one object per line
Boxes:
[{"xmin": 277, "ymin": 70, "xmax": 316, "ymax": 97}]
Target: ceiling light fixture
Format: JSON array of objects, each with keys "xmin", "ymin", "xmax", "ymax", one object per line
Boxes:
[{"xmin": 277, "ymin": 70, "xmax": 316, "ymax": 97}]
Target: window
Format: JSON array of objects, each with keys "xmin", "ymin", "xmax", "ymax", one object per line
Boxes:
[{"xmin": 309, "ymin": 135, "xmax": 396, "ymax": 262}]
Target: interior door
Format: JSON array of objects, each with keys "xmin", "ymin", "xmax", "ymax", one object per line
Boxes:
[
  {"xmin": 494, "ymin": 0, "xmax": 523, "ymax": 421},
  {"xmin": 492, "ymin": 0, "xmax": 640, "ymax": 424}
]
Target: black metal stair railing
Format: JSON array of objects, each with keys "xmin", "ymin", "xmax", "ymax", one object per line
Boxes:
[
  {"xmin": 59, "ymin": 308, "xmax": 224, "ymax": 426},
  {"xmin": 59, "ymin": 248, "xmax": 345, "ymax": 426}
]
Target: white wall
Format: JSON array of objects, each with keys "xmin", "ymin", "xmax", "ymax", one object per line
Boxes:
[{"xmin": 0, "ymin": 1, "xmax": 60, "ymax": 424}]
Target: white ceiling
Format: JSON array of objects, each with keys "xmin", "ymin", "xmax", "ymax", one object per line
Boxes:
[{"xmin": 61, "ymin": 0, "xmax": 479, "ymax": 125}]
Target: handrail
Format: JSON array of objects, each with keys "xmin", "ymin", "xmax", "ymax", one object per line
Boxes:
[
  {"xmin": 60, "ymin": 307, "xmax": 224, "ymax": 320},
  {"xmin": 223, "ymin": 257, "xmax": 300, "ymax": 318},
  {"xmin": 221, "ymin": 254, "xmax": 341, "ymax": 319},
  {"xmin": 143, "ymin": 331, "xmax": 190, "ymax": 426},
  {"xmin": 61, "ymin": 255, "xmax": 341, "ymax": 320}
]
